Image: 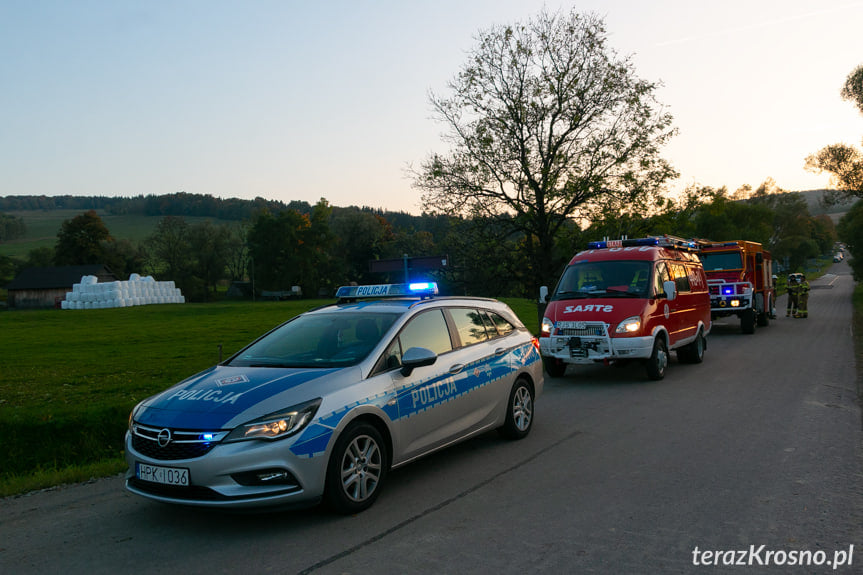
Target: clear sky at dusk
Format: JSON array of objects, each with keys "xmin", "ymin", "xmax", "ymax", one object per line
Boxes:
[{"xmin": 2, "ymin": 0, "xmax": 862, "ymax": 214}]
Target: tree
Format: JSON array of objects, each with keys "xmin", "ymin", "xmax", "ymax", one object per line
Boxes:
[
  {"xmin": 329, "ymin": 210, "xmax": 396, "ymax": 285},
  {"xmin": 145, "ymin": 216, "xmax": 190, "ymax": 281},
  {"xmin": 413, "ymin": 8, "xmax": 677, "ymax": 291},
  {"xmin": 837, "ymin": 200, "xmax": 863, "ymax": 279},
  {"xmin": 101, "ymin": 238, "xmax": 146, "ymax": 280},
  {"xmin": 54, "ymin": 210, "xmax": 112, "ymax": 265},
  {"xmin": 805, "ymin": 64, "xmax": 863, "ymax": 201},
  {"xmin": 187, "ymin": 221, "xmax": 231, "ymax": 301},
  {"xmin": 247, "ymin": 208, "xmax": 313, "ymax": 293}
]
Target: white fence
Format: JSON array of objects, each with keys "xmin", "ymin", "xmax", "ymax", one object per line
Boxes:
[{"xmin": 62, "ymin": 273, "xmax": 185, "ymax": 309}]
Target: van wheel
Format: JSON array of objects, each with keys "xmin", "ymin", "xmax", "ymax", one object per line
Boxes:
[
  {"xmin": 678, "ymin": 330, "xmax": 705, "ymax": 364},
  {"xmin": 741, "ymin": 308, "xmax": 756, "ymax": 334},
  {"xmin": 543, "ymin": 357, "xmax": 567, "ymax": 378},
  {"xmin": 757, "ymin": 296, "xmax": 771, "ymax": 327},
  {"xmin": 645, "ymin": 336, "xmax": 668, "ymax": 380}
]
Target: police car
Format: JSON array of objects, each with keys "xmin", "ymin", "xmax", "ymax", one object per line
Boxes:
[{"xmin": 125, "ymin": 283, "xmax": 543, "ymax": 513}]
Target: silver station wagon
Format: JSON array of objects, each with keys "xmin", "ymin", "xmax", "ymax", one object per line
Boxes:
[{"xmin": 125, "ymin": 283, "xmax": 544, "ymax": 513}]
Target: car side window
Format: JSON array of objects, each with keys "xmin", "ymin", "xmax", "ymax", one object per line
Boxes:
[
  {"xmin": 449, "ymin": 307, "xmax": 490, "ymax": 347},
  {"xmin": 670, "ymin": 263, "xmax": 691, "ymax": 293},
  {"xmin": 653, "ymin": 262, "xmax": 670, "ymax": 297},
  {"xmin": 375, "ymin": 309, "xmax": 453, "ymax": 373},
  {"xmin": 488, "ymin": 311, "xmax": 515, "ymax": 337}
]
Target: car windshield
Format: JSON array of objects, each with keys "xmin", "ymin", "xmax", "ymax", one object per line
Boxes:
[
  {"xmin": 553, "ymin": 260, "xmax": 652, "ymax": 299},
  {"xmin": 227, "ymin": 311, "xmax": 401, "ymax": 368},
  {"xmin": 699, "ymin": 251, "xmax": 742, "ymax": 271}
]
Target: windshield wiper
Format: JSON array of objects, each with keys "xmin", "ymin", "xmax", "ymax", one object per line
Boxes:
[{"xmin": 553, "ymin": 291, "xmax": 590, "ymax": 299}]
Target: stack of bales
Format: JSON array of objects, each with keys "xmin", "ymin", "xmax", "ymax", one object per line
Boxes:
[{"xmin": 62, "ymin": 273, "xmax": 185, "ymax": 309}]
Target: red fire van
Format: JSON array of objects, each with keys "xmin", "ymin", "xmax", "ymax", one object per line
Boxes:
[{"xmin": 539, "ymin": 236, "xmax": 711, "ymax": 380}]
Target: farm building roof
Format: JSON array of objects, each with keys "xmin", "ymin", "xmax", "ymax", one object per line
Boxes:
[{"xmin": 6, "ymin": 265, "xmax": 117, "ymax": 290}]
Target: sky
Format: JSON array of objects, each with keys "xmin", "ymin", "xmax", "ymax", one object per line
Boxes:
[{"xmin": 2, "ymin": 0, "xmax": 863, "ymax": 215}]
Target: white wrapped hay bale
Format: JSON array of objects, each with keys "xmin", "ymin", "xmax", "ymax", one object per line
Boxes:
[{"xmin": 63, "ymin": 273, "xmax": 185, "ymax": 309}]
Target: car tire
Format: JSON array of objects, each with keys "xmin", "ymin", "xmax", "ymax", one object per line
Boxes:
[
  {"xmin": 498, "ymin": 377, "xmax": 534, "ymax": 440},
  {"xmin": 543, "ymin": 357, "xmax": 567, "ymax": 378},
  {"xmin": 757, "ymin": 296, "xmax": 771, "ymax": 326},
  {"xmin": 645, "ymin": 336, "xmax": 668, "ymax": 380},
  {"xmin": 324, "ymin": 421, "xmax": 388, "ymax": 514},
  {"xmin": 741, "ymin": 308, "xmax": 756, "ymax": 334},
  {"xmin": 677, "ymin": 329, "xmax": 705, "ymax": 364}
]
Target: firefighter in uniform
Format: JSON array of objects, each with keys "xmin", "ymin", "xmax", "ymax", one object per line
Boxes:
[
  {"xmin": 795, "ymin": 274, "xmax": 810, "ymax": 318},
  {"xmin": 786, "ymin": 275, "xmax": 799, "ymax": 317}
]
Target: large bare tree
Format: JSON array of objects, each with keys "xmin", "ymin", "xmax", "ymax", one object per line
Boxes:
[
  {"xmin": 413, "ymin": 9, "xmax": 678, "ymax": 290},
  {"xmin": 806, "ymin": 64, "xmax": 863, "ymax": 202}
]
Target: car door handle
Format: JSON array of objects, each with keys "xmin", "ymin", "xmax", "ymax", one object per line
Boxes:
[
  {"xmin": 494, "ymin": 347, "xmax": 506, "ymax": 356},
  {"xmin": 449, "ymin": 364, "xmax": 465, "ymax": 374}
]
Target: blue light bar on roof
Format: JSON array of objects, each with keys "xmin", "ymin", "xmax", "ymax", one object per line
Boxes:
[
  {"xmin": 588, "ymin": 236, "xmax": 698, "ymax": 251},
  {"xmin": 335, "ymin": 282, "xmax": 439, "ymax": 299}
]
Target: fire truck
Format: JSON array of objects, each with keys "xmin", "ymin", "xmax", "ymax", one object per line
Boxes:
[
  {"xmin": 539, "ymin": 236, "xmax": 711, "ymax": 380},
  {"xmin": 697, "ymin": 240, "xmax": 775, "ymax": 334}
]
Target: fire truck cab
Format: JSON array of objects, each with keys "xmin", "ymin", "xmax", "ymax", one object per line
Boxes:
[
  {"xmin": 698, "ymin": 240, "xmax": 775, "ymax": 334},
  {"xmin": 539, "ymin": 237, "xmax": 711, "ymax": 380}
]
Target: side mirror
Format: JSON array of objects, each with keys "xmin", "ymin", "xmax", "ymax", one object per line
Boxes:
[
  {"xmin": 663, "ymin": 280, "xmax": 677, "ymax": 301},
  {"xmin": 539, "ymin": 286, "xmax": 549, "ymax": 304},
  {"xmin": 400, "ymin": 347, "xmax": 437, "ymax": 377}
]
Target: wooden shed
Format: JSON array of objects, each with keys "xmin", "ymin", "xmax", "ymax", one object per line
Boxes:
[{"xmin": 5, "ymin": 265, "xmax": 117, "ymax": 309}]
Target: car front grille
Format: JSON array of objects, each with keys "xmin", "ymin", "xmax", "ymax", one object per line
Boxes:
[
  {"xmin": 131, "ymin": 422, "xmax": 228, "ymax": 461},
  {"xmin": 555, "ymin": 322, "xmax": 607, "ymax": 337}
]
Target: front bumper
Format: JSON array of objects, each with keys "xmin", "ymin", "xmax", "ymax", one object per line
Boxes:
[
  {"xmin": 710, "ymin": 295, "xmax": 753, "ymax": 315},
  {"xmin": 124, "ymin": 430, "xmax": 328, "ymax": 510},
  {"xmin": 539, "ymin": 331, "xmax": 654, "ymax": 364}
]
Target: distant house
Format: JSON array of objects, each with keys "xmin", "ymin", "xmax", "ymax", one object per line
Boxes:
[{"xmin": 5, "ymin": 265, "xmax": 117, "ymax": 309}]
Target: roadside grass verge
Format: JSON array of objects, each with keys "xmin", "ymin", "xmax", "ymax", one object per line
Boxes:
[
  {"xmin": 0, "ymin": 300, "xmax": 326, "ymax": 497},
  {"xmin": 854, "ymin": 283, "xmax": 863, "ymax": 402},
  {"xmin": 0, "ymin": 296, "xmax": 539, "ymax": 497}
]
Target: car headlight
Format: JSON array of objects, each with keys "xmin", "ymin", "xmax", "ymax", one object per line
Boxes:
[
  {"xmin": 540, "ymin": 317, "xmax": 554, "ymax": 337},
  {"xmin": 128, "ymin": 401, "xmax": 144, "ymax": 432},
  {"xmin": 615, "ymin": 316, "xmax": 641, "ymax": 334},
  {"xmin": 224, "ymin": 398, "xmax": 322, "ymax": 442}
]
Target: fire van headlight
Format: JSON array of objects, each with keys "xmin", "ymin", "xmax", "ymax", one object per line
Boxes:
[
  {"xmin": 615, "ymin": 316, "xmax": 642, "ymax": 334},
  {"xmin": 224, "ymin": 398, "xmax": 321, "ymax": 442},
  {"xmin": 541, "ymin": 317, "xmax": 554, "ymax": 337}
]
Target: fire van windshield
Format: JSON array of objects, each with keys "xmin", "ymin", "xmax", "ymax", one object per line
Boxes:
[{"xmin": 552, "ymin": 261, "xmax": 652, "ymax": 300}]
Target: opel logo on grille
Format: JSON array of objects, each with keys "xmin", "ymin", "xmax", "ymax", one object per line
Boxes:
[{"xmin": 157, "ymin": 428, "xmax": 172, "ymax": 448}]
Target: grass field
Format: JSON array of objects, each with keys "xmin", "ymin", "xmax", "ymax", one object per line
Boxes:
[
  {"xmin": 0, "ymin": 210, "xmax": 230, "ymax": 259},
  {"xmin": 0, "ymin": 297, "xmax": 541, "ymax": 496}
]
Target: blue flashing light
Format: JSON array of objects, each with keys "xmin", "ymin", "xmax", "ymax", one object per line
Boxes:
[
  {"xmin": 409, "ymin": 282, "xmax": 437, "ymax": 293},
  {"xmin": 722, "ymin": 286, "xmax": 734, "ymax": 296},
  {"xmin": 201, "ymin": 433, "xmax": 215, "ymax": 441}
]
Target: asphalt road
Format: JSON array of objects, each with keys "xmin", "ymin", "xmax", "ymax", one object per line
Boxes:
[{"xmin": 2, "ymin": 261, "xmax": 861, "ymax": 574}]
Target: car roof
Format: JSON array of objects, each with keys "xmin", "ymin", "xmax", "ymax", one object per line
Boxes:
[
  {"xmin": 570, "ymin": 246, "xmax": 701, "ymax": 264},
  {"xmin": 308, "ymin": 295, "xmax": 512, "ymax": 316}
]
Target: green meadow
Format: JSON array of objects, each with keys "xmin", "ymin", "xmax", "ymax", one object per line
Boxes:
[
  {"xmin": 0, "ymin": 210, "xmax": 229, "ymax": 259},
  {"xmin": 0, "ymin": 297, "xmax": 539, "ymax": 496}
]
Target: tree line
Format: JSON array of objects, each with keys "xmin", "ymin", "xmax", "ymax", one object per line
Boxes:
[{"xmin": 0, "ymin": 185, "xmax": 842, "ymax": 303}]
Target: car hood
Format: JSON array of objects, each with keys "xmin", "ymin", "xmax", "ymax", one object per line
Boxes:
[{"xmin": 135, "ymin": 365, "xmax": 341, "ymax": 429}]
